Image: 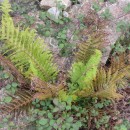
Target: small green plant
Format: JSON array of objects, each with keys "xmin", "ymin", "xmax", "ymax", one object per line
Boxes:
[
  {"xmin": 23, "ymin": 14, "xmax": 35, "ymax": 27},
  {"xmin": 123, "ymin": 3, "xmax": 130, "ymax": 13},
  {"xmin": 12, "ymin": 3, "xmax": 36, "ymax": 15},
  {"xmin": 111, "ymin": 43, "xmax": 126, "ymax": 55},
  {"xmin": 5, "ymin": 82, "xmax": 18, "ymax": 94},
  {"xmin": 37, "ymin": 23, "xmax": 54, "ymax": 37},
  {"xmin": 56, "ymin": 27, "xmax": 74, "ymax": 56},
  {"xmin": 100, "ymin": 8, "xmax": 113, "ymax": 20},
  {"xmin": 92, "ymin": 2, "xmax": 101, "ymax": 12},
  {"xmin": 31, "ymin": 98, "xmax": 83, "ymax": 130},
  {"xmin": 96, "ymin": 115, "xmax": 110, "ymax": 129},
  {"xmin": 39, "ymin": 11, "xmax": 47, "ymax": 21},
  {"xmin": 109, "ymin": 0, "xmax": 117, "ymax": 4},
  {"xmin": 12, "ymin": 3, "xmax": 26, "ymax": 14},
  {"xmin": 116, "ymin": 21, "xmax": 130, "ymax": 33},
  {"xmin": 114, "ymin": 120, "xmax": 130, "ymax": 130}
]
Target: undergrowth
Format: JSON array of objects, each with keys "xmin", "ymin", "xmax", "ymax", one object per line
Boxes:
[{"xmin": 0, "ymin": 0, "xmax": 130, "ymax": 130}]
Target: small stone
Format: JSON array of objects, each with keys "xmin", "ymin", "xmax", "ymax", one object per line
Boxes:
[
  {"xmin": 47, "ymin": 7, "xmax": 61, "ymax": 22},
  {"xmin": 63, "ymin": 11, "xmax": 69, "ymax": 17}
]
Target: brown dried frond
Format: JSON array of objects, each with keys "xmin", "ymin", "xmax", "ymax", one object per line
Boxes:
[
  {"xmin": 0, "ymin": 89, "xmax": 34, "ymax": 114},
  {"xmin": 0, "ymin": 54, "xmax": 29, "ymax": 88},
  {"xmin": 31, "ymin": 77, "xmax": 64, "ymax": 100},
  {"xmin": 92, "ymin": 55, "xmax": 130, "ymax": 99},
  {"xmin": 75, "ymin": 31, "xmax": 105, "ymax": 63},
  {"xmin": 78, "ymin": 55, "xmax": 130, "ymax": 99},
  {"xmin": 110, "ymin": 53, "xmax": 130, "ymax": 75},
  {"xmin": 92, "ymin": 67, "xmax": 123, "ymax": 99}
]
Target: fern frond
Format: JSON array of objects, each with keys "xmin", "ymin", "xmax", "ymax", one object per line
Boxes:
[
  {"xmin": 80, "ymin": 56, "xmax": 130, "ymax": 99},
  {"xmin": 0, "ymin": 0, "xmax": 12, "ymax": 15},
  {"xmin": 76, "ymin": 32, "xmax": 104, "ymax": 63},
  {"xmin": 92, "ymin": 67, "xmax": 123, "ymax": 99},
  {"xmin": 69, "ymin": 49, "xmax": 102, "ymax": 93},
  {"xmin": 31, "ymin": 77, "xmax": 64, "ymax": 100},
  {"xmin": 0, "ymin": 0, "xmax": 58, "ymax": 82},
  {"xmin": 0, "ymin": 90, "xmax": 33, "ymax": 114},
  {"xmin": 0, "ymin": 54, "xmax": 29, "ymax": 88}
]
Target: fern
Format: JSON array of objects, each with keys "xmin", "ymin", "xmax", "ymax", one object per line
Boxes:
[
  {"xmin": 0, "ymin": 54, "xmax": 29, "ymax": 88},
  {"xmin": 79, "ymin": 55, "xmax": 130, "ymax": 99},
  {"xmin": 0, "ymin": 0, "xmax": 60, "ymax": 115},
  {"xmin": 0, "ymin": 89, "xmax": 33, "ymax": 114},
  {"xmin": 31, "ymin": 77, "xmax": 64, "ymax": 100},
  {"xmin": 0, "ymin": 0, "xmax": 58, "ymax": 82},
  {"xmin": 69, "ymin": 49, "xmax": 102, "ymax": 94},
  {"xmin": 76, "ymin": 32, "xmax": 104, "ymax": 63}
]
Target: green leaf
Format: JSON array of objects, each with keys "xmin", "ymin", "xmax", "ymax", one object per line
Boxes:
[
  {"xmin": 45, "ymin": 31, "xmax": 51, "ymax": 37},
  {"xmin": 66, "ymin": 105, "xmax": 71, "ymax": 110},
  {"xmin": 57, "ymin": 118, "xmax": 62, "ymax": 125},
  {"xmin": 50, "ymin": 120, "xmax": 55, "ymax": 126},
  {"xmin": 39, "ymin": 118, "xmax": 48, "ymax": 126},
  {"xmin": 11, "ymin": 87, "xmax": 16, "ymax": 94},
  {"xmin": 40, "ymin": 101, "xmax": 45, "ymax": 106},
  {"xmin": 61, "ymin": 34, "xmax": 66, "ymax": 39},
  {"xmin": 53, "ymin": 98, "xmax": 59, "ymax": 106},
  {"xmin": 95, "ymin": 103, "xmax": 104, "ymax": 109},
  {"xmin": 67, "ymin": 117, "xmax": 73, "ymax": 123},
  {"xmin": 48, "ymin": 113, "xmax": 53, "ymax": 119},
  {"xmin": 11, "ymin": 82, "xmax": 18, "ymax": 87},
  {"xmin": 92, "ymin": 2, "xmax": 101, "ymax": 12},
  {"xmin": 59, "ymin": 44, "xmax": 64, "ymax": 49},
  {"xmin": 65, "ymin": 123, "xmax": 71, "ymax": 129},
  {"xmin": 36, "ymin": 104, "xmax": 40, "ymax": 108},
  {"xmin": 53, "ymin": 107, "xmax": 59, "ymax": 112},
  {"xmin": 3, "ymin": 118, "xmax": 8, "ymax": 122},
  {"xmin": 5, "ymin": 84, "xmax": 11, "ymax": 89},
  {"xmin": 123, "ymin": 3, "xmax": 130, "ymax": 13},
  {"xmin": 120, "ymin": 124, "xmax": 127, "ymax": 130},
  {"xmin": 4, "ymin": 96, "xmax": 12, "ymax": 103},
  {"xmin": 39, "ymin": 11, "xmax": 47, "ymax": 20},
  {"xmin": 4, "ymin": 73, "xmax": 9, "ymax": 79}
]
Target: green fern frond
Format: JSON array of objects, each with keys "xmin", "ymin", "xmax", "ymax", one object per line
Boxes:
[
  {"xmin": 69, "ymin": 49, "xmax": 102, "ymax": 94},
  {"xmin": 76, "ymin": 32, "xmax": 104, "ymax": 63},
  {"xmin": 0, "ymin": 0, "xmax": 58, "ymax": 82},
  {"xmin": 0, "ymin": 90, "xmax": 33, "ymax": 114},
  {"xmin": 0, "ymin": 0, "xmax": 12, "ymax": 15}
]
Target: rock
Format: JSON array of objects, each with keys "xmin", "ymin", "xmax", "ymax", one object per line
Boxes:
[
  {"xmin": 98, "ymin": 0, "xmax": 130, "ymax": 64},
  {"xmin": 47, "ymin": 7, "xmax": 61, "ymax": 22},
  {"xmin": 40, "ymin": 0, "xmax": 71, "ymax": 10},
  {"xmin": 10, "ymin": 0, "xmax": 35, "ymax": 4},
  {"xmin": 63, "ymin": 11, "xmax": 69, "ymax": 17}
]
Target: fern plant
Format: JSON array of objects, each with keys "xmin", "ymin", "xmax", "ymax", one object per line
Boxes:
[
  {"xmin": 78, "ymin": 54, "xmax": 130, "ymax": 99},
  {"xmin": 69, "ymin": 49, "xmax": 102, "ymax": 94},
  {"xmin": 0, "ymin": 0, "xmax": 58, "ymax": 82},
  {"xmin": 0, "ymin": 0, "xmax": 60, "ymax": 114},
  {"xmin": 0, "ymin": 0, "xmax": 129, "ymax": 123}
]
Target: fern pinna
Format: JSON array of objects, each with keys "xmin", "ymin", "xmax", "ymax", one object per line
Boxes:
[
  {"xmin": 69, "ymin": 49, "xmax": 102, "ymax": 94},
  {"xmin": 0, "ymin": 0, "xmax": 58, "ymax": 82}
]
